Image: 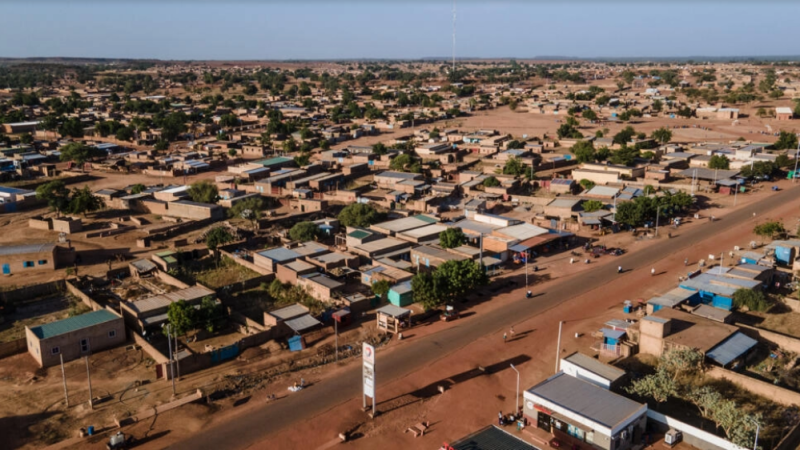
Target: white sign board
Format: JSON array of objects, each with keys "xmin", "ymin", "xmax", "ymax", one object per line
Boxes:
[
  {"xmin": 363, "ymin": 362, "xmax": 375, "ymax": 398},
  {"xmin": 363, "ymin": 342, "xmax": 376, "ymax": 400},
  {"xmin": 363, "ymin": 342, "xmax": 375, "ymax": 366}
]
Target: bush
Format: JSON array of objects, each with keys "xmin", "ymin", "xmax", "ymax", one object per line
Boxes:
[{"xmin": 732, "ymin": 289, "xmax": 770, "ymax": 312}]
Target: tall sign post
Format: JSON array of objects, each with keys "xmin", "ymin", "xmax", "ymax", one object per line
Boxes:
[{"xmin": 362, "ymin": 342, "xmax": 376, "ymax": 417}]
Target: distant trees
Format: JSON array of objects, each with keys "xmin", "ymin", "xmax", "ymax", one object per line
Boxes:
[
  {"xmin": 482, "ymin": 176, "xmax": 501, "ymax": 188},
  {"xmin": 556, "ymin": 123, "xmax": 583, "ymax": 139},
  {"xmin": 59, "ymin": 142, "xmax": 105, "ymax": 169},
  {"xmin": 612, "ymin": 126, "xmax": 636, "ymax": 146},
  {"xmin": 651, "ymin": 127, "xmax": 672, "ymax": 145},
  {"xmin": 289, "ymin": 221, "xmax": 319, "ymax": 242},
  {"xmin": 35, "ymin": 180, "xmax": 71, "ymax": 216},
  {"xmin": 582, "ymin": 200, "xmax": 604, "ymax": 213},
  {"xmin": 68, "ymin": 186, "xmax": 105, "ymax": 216},
  {"xmin": 581, "ymin": 109, "xmax": 598, "ymax": 121},
  {"xmin": 228, "ymin": 196, "xmax": 265, "ymax": 230},
  {"xmin": 187, "ymin": 180, "xmax": 219, "ymax": 204},
  {"xmin": 572, "ymin": 140, "xmax": 595, "ymax": 163},
  {"xmin": 439, "ymin": 227, "xmax": 467, "ymax": 249},
  {"xmin": 753, "ymin": 220, "xmax": 786, "ymax": 239},
  {"xmin": 338, "ymin": 203, "xmax": 380, "ymax": 228},
  {"xmin": 774, "ymin": 130, "xmax": 798, "ymax": 150},
  {"xmin": 412, "ymin": 260, "xmax": 487, "ymax": 310},
  {"xmin": 130, "ymin": 183, "xmax": 146, "ymax": 195},
  {"xmin": 370, "ymin": 279, "xmax": 391, "ymax": 302},
  {"xmin": 219, "ymin": 113, "xmax": 239, "ymax": 128},
  {"xmin": 502, "ymin": 156, "xmax": 533, "ymax": 179},
  {"xmin": 708, "ymin": 155, "xmax": 730, "ymax": 170}
]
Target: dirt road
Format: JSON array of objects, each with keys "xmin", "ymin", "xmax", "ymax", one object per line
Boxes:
[{"xmin": 161, "ymin": 183, "xmax": 800, "ymax": 450}]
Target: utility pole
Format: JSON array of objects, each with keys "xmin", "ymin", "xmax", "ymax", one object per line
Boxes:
[
  {"xmin": 85, "ymin": 356, "xmax": 93, "ymax": 410},
  {"xmin": 555, "ymin": 321, "xmax": 563, "ymax": 373},
  {"xmin": 165, "ymin": 324, "xmax": 176, "ymax": 396},
  {"xmin": 174, "ymin": 331, "xmax": 180, "ymax": 379},
  {"xmin": 335, "ymin": 318, "xmax": 339, "ymax": 363},
  {"xmin": 794, "ymin": 142, "xmax": 800, "ymax": 183},
  {"xmin": 510, "ymin": 364, "xmax": 520, "ymax": 414},
  {"xmin": 655, "ymin": 206, "xmax": 660, "ymax": 237},
  {"xmin": 60, "ymin": 354, "xmax": 69, "ymax": 407},
  {"xmin": 525, "ymin": 251, "xmax": 528, "ymax": 290}
]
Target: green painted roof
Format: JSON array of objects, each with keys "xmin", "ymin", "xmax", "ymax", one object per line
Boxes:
[
  {"xmin": 163, "ymin": 256, "xmax": 178, "ymax": 264},
  {"xmin": 414, "ymin": 214, "xmax": 438, "ymax": 224},
  {"xmin": 155, "ymin": 251, "xmax": 175, "ymax": 257},
  {"xmin": 30, "ymin": 310, "xmax": 119, "ymax": 340},
  {"xmin": 255, "ymin": 156, "xmax": 293, "ymax": 167},
  {"xmin": 348, "ymin": 230, "xmax": 370, "ymax": 239}
]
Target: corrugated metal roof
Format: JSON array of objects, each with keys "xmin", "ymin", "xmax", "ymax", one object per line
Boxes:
[
  {"xmin": 126, "ymin": 285, "xmax": 214, "ymax": 315},
  {"xmin": 347, "ymin": 230, "xmax": 371, "ymax": 239},
  {"xmin": 0, "ymin": 243, "xmax": 56, "ymax": 256},
  {"xmin": 268, "ymin": 304, "xmax": 309, "ymax": 320},
  {"xmin": 258, "ymin": 247, "xmax": 301, "ymax": 262},
  {"xmin": 602, "ymin": 328, "xmax": 626, "ymax": 340},
  {"xmin": 563, "ymin": 352, "xmax": 626, "ymax": 383},
  {"xmin": 451, "ymin": 425, "xmax": 537, "ymax": 450},
  {"xmin": 707, "ymin": 332, "xmax": 757, "ymax": 366},
  {"xmin": 130, "ymin": 259, "xmax": 157, "ymax": 273},
  {"xmin": 376, "ymin": 304, "xmax": 412, "ymax": 318},
  {"xmin": 527, "ymin": 372, "xmax": 644, "ymax": 430},
  {"xmin": 285, "ymin": 314, "xmax": 322, "ymax": 333},
  {"xmin": 30, "ymin": 310, "xmax": 119, "ymax": 340}
]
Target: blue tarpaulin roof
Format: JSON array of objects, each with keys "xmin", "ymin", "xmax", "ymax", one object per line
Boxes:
[{"xmin": 706, "ymin": 332, "xmax": 758, "ymax": 366}]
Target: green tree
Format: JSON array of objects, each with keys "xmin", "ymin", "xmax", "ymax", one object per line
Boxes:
[
  {"xmin": 439, "ymin": 227, "xmax": 467, "ymax": 249},
  {"xmin": 130, "ymin": 183, "xmax": 146, "ymax": 195},
  {"xmin": 19, "ymin": 133, "xmax": 33, "ymax": 144},
  {"xmin": 572, "ymin": 140, "xmax": 595, "ymax": 163},
  {"xmin": 582, "ymin": 200, "xmax": 604, "ymax": 213},
  {"xmin": 660, "ymin": 348, "xmax": 703, "ymax": 381},
  {"xmin": 651, "ymin": 127, "xmax": 672, "ymax": 145},
  {"xmin": 612, "ymin": 126, "xmax": 636, "ymax": 146},
  {"xmin": 154, "ymin": 139, "xmax": 169, "ymax": 151},
  {"xmin": 625, "ymin": 368, "xmax": 678, "ymax": 406},
  {"xmin": 228, "ymin": 196, "xmax": 265, "ymax": 230},
  {"xmin": 167, "ymin": 300, "xmax": 196, "ymax": 336},
  {"xmin": 615, "ymin": 201, "xmax": 642, "ymax": 227},
  {"xmin": 338, "ymin": 203, "xmax": 380, "ymax": 227},
  {"xmin": 753, "ymin": 220, "xmax": 786, "ymax": 239},
  {"xmin": 411, "ymin": 272, "xmax": 439, "ymax": 310},
  {"xmin": 482, "ymin": 176, "xmax": 501, "ymax": 188},
  {"xmin": 68, "ymin": 186, "xmax": 105, "ymax": 216},
  {"xmin": 556, "ymin": 123, "xmax": 583, "ymax": 139},
  {"xmin": 502, "ymin": 157, "xmax": 528, "ymax": 177},
  {"xmin": 35, "ymin": 180, "xmax": 71, "ymax": 215},
  {"xmin": 390, "ymin": 153, "xmax": 413, "ymax": 171},
  {"xmin": 435, "ymin": 260, "xmax": 487, "ymax": 303},
  {"xmin": 115, "ymin": 126, "xmax": 134, "ymax": 141},
  {"xmin": 320, "ymin": 139, "xmax": 331, "ymax": 151},
  {"xmin": 289, "ymin": 221, "xmax": 319, "ymax": 242},
  {"xmin": 294, "ymin": 153, "xmax": 310, "ymax": 166},
  {"xmin": 60, "ymin": 142, "xmax": 105, "ymax": 169},
  {"xmin": 774, "ymin": 130, "xmax": 799, "ymax": 150},
  {"xmin": 206, "ymin": 227, "xmax": 234, "ymax": 266},
  {"xmin": 579, "ymin": 179, "xmax": 595, "ymax": 191},
  {"xmin": 581, "ymin": 109, "xmax": 598, "ymax": 121},
  {"xmin": 58, "ymin": 117, "xmax": 84, "ymax": 138},
  {"xmin": 198, "ymin": 296, "xmax": 224, "ymax": 333},
  {"xmin": 371, "ymin": 279, "xmax": 391, "ymax": 302},
  {"xmin": 609, "ymin": 145, "xmax": 640, "ymax": 166},
  {"xmin": 708, "ymin": 155, "xmax": 730, "ymax": 170},
  {"xmin": 187, "ymin": 180, "xmax": 219, "ymax": 204}
]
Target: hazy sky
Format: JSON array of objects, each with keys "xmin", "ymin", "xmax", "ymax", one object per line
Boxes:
[{"xmin": 1, "ymin": 1, "xmax": 797, "ymax": 60}]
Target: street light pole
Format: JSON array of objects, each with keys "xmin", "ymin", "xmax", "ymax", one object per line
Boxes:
[
  {"xmin": 335, "ymin": 317, "xmax": 339, "ymax": 363},
  {"xmin": 165, "ymin": 324, "xmax": 176, "ymax": 396},
  {"xmin": 555, "ymin": 321, "xmax": 563, "ymax": 373},
  {"xmin": 794, "ymin": 142, "xmax": 800, "ymax": 183},
  {"xmin": 510, "ymin": 364, "xmax": 520, "ymax": 415},
  {"xmin": 749, "ymin": 417, "xmax": 760, "ymax": 450}
]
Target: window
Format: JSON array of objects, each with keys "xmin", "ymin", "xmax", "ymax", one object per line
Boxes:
[
  {"xmin": 51, "ymin": 346, "xmax": 60, "ymax": 355},
  {"xmin": 80, "ymin": 339, "xmax": 89, "ymax": 353},
  {"xmin": 108, "ymin": 330, "xmax": 116, "ymax": 339},
  {"xmin": 23, "ymin": 261, "xmax": 34, "ymax": 268},
  {"xmin": 38, "ymin": 260, "xmax": 47, "ymax": 265}
]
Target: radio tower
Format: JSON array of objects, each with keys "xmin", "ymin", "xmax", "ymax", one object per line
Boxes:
[{"xmin": 452, "ymin": 0, "xmax": 457, "ymax": 78}]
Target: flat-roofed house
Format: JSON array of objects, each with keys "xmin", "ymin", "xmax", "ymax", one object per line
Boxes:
[
  {"xmin": 776, "ymin": 107, "xmax": 794, "ymax": 121},
  {"xmin": 120, "ymin": 285, "xmax": 216, "ymax": 333},
  {"xmin": 276, "ymin": 259, "xmax": 317, "ymax": 285},
  {"xmin": 0, "ymin": 243, "xmax": 75, "ymax": 274},
  {"xmin": 297, "ymin": 273, "xmax": 344, "ymax": 302},
  {"xmin": 254, "ymin": 247, "xmax": 301, "ymax": 273},
  {"xmin": 26, "ymin": 309, "xmax": 126, "ymax": 368},
  {"xmin": 559, "ymin": 352, "xmax": 626, "ymax": 390},
  {"xmin": 523, "ymin": 372, "xmax": 647, "ymax": 450}
]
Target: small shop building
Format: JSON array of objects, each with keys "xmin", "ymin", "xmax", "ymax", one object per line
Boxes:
[
  {"xmin": 375, "ymin": 304, "xmax": 411, "ymax": 334},
  {"xmin": 523, "ymin": 372, "xmax": 647, "ymax": 450}
]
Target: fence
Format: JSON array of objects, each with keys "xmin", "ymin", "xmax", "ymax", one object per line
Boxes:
[
  {"xmin": 646, "ymin": 410, "xmax": 746, "ymax": 450},
  {"xmin": 64, "ymin": 280, "xmax": 103, "ymax": 311},
  {"xmin": 706, "ymin": 366, "xmax": 800, "ymax": 407},
  {"xmin": 0, "ymin": 280, "xmax": 65, "ymax": 304},
  {"xmin": 0, "ymin": 338, "xmax": 26, "ymax": 359},
  {"xmin": 736, "ymin": 323, "xmax": 800, "ymax": 355}
]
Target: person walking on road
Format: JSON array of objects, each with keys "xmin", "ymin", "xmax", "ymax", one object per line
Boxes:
[
  {"xmin": 651, "ymin": 268, "xmax": 656, "ymax": 276},
  {"xmin": 684, "ymin": 258, "xmax": 688, "ymax": 266},
  {"xmin": 503, "ymin": 333, "xmax": 507, "ymax": 344},
  {"xmin": 618, "ymin": 266, "xmax": 622, "ymax": 274},
  {"xmin": 510, "ymin": 326, "xmax": 515, "ymax": 337}
]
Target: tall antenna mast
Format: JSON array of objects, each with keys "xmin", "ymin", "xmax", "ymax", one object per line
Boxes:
[{"xmin": 452, "ymin": 0, "xmax": 457, "ymax": 78}]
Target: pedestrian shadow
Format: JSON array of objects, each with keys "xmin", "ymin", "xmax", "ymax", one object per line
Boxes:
[
  {"xmin": 376, "ymin": 355, "xmax": 531, "ymax": 415},
  {"xmin": 510, "ymin": 329, "xmax": 535, "ymax": 342}
]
